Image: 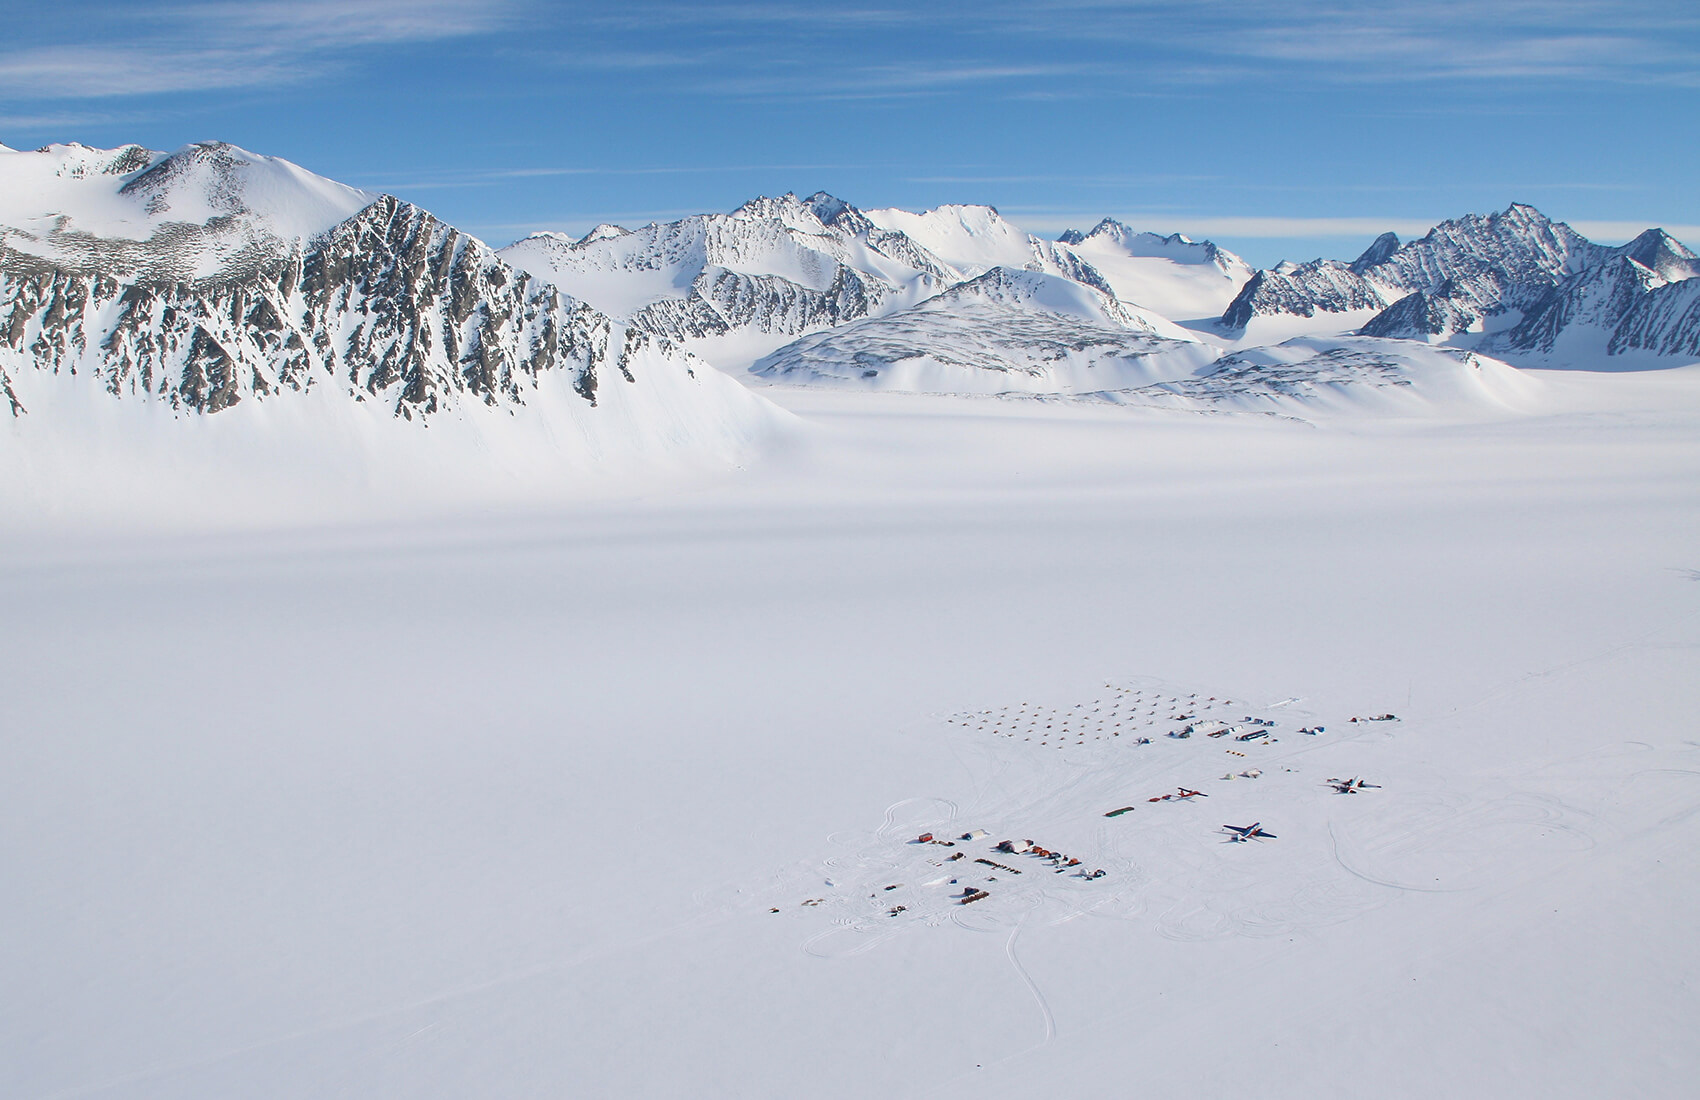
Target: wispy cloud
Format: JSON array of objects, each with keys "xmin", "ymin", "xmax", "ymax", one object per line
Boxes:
[
  {"xmin": 10, "ymin": 0, "xmax": 1695, "ymax": 108},
  {"xmin": 0, "ymin": 45, "xmax": 298, "ymax": 97},
  {"xmin": 1570, "ymin": 220, "xmax": 1700, "ymax": 244},
  {"xmin": 190, "ymin": 0, "xmax": 512, "ymax": 46},
  {"xmin": 0, "ymin": 0, "xmax": 515, "ymax": 99},
  {"xmin": 0, "ymin": 108, "xmax": 149, "ymax": 133},
  {"xmin": 356, "ymin": 161, "xmax": 856, "ymax": 192},
  {"xmin": 905, "ymin": 172, "xmax": 1221, "ymax": 186},
  {"xmin": 559, "ymin": 0, "xmax": 1700, "ymax": 96}
]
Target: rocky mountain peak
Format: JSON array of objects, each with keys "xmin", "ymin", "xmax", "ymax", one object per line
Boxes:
[
  {"xmin": 1351, "ymin": 232, "xmax": 1400, "ymax": 273},
  {"xmin": 1057, "ymin": 218, "xmax": 1126, "ymax": 246},
  {"xmin": 1615, "ymin": 228, "xmax": 1700, "ymax": 283},
  {"xmin": 574, "ymin": 223, "xmax": 630, "ymax": 248}
]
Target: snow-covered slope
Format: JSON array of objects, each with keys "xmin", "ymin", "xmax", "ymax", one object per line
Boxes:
[
  {"xmin": 1117, "ymin": 336, "xmax": 1538, "ymax": 417},
  {"xmin": 1056, "ymin": 219, "xmax": 1253, "ymax": 321},
  {"xmin": 0, "ymin": 142, "xmax": 784, "ymax": 493},
  {"xmin": 752, "ymin": 268, "xmax": 1217, "ymax": 395},
  {"xmin": 861, "ymin": 203, "xmax": 1047, "ymax": 278},
  {"xmin": 751, "ymin": 266, "xmax": 1535, "ymax": 418},
  {"xmin": 753, "ymin": 282, "xmax": 1535, "ymax": 415}
]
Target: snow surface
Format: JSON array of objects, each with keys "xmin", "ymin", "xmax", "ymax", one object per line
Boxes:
[
  {"xmin": 0, "ymin": 337, "xmax": 792, "ymax": 529},
  {"xmin": 3, "ymin": 362, "xmax": 1699, "ymax": 1098}
]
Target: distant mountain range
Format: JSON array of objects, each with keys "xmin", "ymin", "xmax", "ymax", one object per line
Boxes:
[
  {"xmin": 2, "ymin": 139, "xmax": 1695, "ymax": 447},
  {"xmin": 496, "ymin": 193, "xmax": 1251, "ymax": 370},
  {"xmin": 1223, "ymin": 203, "xmax": 1700, "ymax": 362}
]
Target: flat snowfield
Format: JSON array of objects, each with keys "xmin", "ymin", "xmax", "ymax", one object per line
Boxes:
[{"xmin": 4, "ymin": 370, "xmax": 1699, "ymax": 1098}]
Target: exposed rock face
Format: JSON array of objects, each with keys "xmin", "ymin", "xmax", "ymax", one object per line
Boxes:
[
  {"xmin": 0, "ymin": 194, "xmax": 676, "ymax": 418},
  {"xmin": 629, "ymin": 263, "xmax": 894, "ymax": 342},
  {"xmin": 1350, "ymin": 232, "xmax": 1401, "ymax": 274},
  {"xmin": 1222, "ymin": 264, "xmax": 1389, "ymax": 328},
  {"xmin": 1607, "ymin": 277, "xmax": 1700, "ymax": 358},
  {"xmin": 1218, "ymin": 204, "xmax": 1700, "ymax": 363},
  {"xmin": 0, "ymin": 141, "xmax": 733, "ymax": 424},
  {"xmin": 1222, "ymin": 204, "xmax": 1602, "ymax": 332},
  {"xmin": 1482, "ymin": 229, "xmax": 1700, "ymax": 358},
  {"xmin": 1358, "ymin": 280, "xmax": 1482, "ymax": 341}
]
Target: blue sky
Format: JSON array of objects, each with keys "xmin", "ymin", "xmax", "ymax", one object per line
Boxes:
[{"xmin": 3, "ymin": 0, "xmax": 1696, "ymax": 266}]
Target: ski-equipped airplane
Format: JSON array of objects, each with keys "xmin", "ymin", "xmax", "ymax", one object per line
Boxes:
[
  {"xmin": 1222, "ymin": 823, "xmax": 1276, "ymax": 842},
  {"xmin": 1326, "ymin": 777, "xmax": 1382, "ymax": 794}
]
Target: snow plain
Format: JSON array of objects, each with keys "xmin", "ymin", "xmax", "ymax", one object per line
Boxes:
[{"xmin": 4, "ymin": 363, "xmax": 1699, "ymax": 1098}]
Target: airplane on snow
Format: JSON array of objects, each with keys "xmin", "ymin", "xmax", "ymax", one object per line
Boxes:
[
  {"xmin": 1222, "ymin": 823, "xmax": 1277, "ymax": 842},
  {"xmin": 1326, "ymin": 777, "xmax": 1382, "ymax": 794}
]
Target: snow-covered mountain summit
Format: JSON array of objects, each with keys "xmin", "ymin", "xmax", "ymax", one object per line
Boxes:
[
  {"xmin": 1053, "ymin": 219, "xmax": 1252, "ymax": 321},
  {"xmin": 0, "ymin": 141, "xmax": 375, "ymax": 284},
  {"xmin": 0, "ymin": 141, "xmax": 775, "ymax": 465},
  {"xmin": 499, "ymin": 191, "xmax": 954, "ymax": 334}
]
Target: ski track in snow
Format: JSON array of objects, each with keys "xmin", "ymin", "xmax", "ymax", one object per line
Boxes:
[{"xmin": 1004, "ymin": 921, "xmax": 1056, "ymax": 1046}]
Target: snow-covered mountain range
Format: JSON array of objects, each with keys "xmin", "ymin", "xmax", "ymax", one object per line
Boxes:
[
  {"xmin": 4, "ymin": 138, "xmax": 1696, "ymax": 456},
  {"xmin": 1223, "ymin": 203, "xmax": 1700, "ymax": 364},
  {"xmin": 503, "ymin": 191, "xmax": 1696, "ymax": 411},
  {"xmin": 496, "ymin": 195, "xmax": 1249, "ymax": 371},
  {"xmin": 0, "ymin": 142, "xmax": 772, "ymax": 462}
]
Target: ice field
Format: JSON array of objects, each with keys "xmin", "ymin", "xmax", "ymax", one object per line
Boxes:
[{"xmin": 4, "ymin": 366, "xmax": 1699, "ymax": 1097}]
